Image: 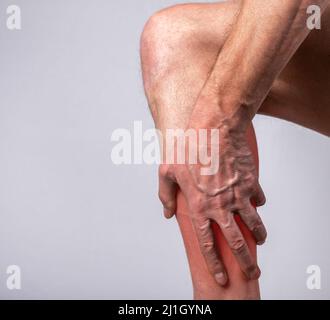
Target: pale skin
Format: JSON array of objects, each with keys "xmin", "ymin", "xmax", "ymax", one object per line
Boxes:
[{"xmin": 140, "ymin": 0, "xmax": 330, "ymax": 299}]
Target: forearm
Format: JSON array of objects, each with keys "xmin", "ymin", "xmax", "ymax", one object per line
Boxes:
[{"xmin": 191, "ymin": 0, "xmax": 329, "ymax": 130}]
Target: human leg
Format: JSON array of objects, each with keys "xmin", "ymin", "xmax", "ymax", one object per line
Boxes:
[{"xmin": 141, "ymin": 1, "xmax": 260, "ymax": 299}]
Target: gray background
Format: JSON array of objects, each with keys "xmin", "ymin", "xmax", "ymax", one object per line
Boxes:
[{"xmin": 0, "ymin": 0, "xmax": 329, "ymax": 299}]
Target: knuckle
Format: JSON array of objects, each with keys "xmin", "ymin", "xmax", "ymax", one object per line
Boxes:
[
  {"xmin": 201, "ymin": 241, "xmax": 215, "ymax": 253},
  {"xmin": 164, "ymin": 200, "xmax": 175, "ymax": 210},
  {"xmin": 242, "ymin": 176, "xmax": 257, "ymax": 193},
  {"xmin": 250, "ymin": 216, "xmax": 263, "ymax": 231},
  {"xmin": 249, "ymin": 215, "xmax": 267, "ymax": 238},
  {"xmin": 216, "ymin": 190, "xmax": 235, "ymax": 209},
  {"xmin": 159, "ymin": 164, "xmax": 176, "ymax": 181},
  {"xmin": 193, "ymin": 217, "xmax": 212, "ymax": 238},
  {"xmin": 194, "ymin": 217, "xmax": 210, "ymax": 233},
  {"xmin": 158, "ymin": 164, "xmax": 169, "ymax": 178},
  {"xmin": 230, "ymin": 238, "xmax": 247, "ymax": 255},
  {"xmin": 190, "ymin": 195, "xmax": 206, "ymax": 213},
  {"xmin": 158, "ymin": 190, "xmax": 165, "ymax": 203},
  {"xmin": 159, "ymin": 194, "xmax": 175, "ymax": 210},
  {"xmin": 245, "ymin": 173, "xmax": 256, "ymax": 185},
  {"xmin": 217, "ymin": 213, "xmax": 232, "ymax": 230}
]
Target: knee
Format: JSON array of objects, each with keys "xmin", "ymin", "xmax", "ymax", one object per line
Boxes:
[
  {"xmin": 140, "ymin": 5, "xmax": 191, "ymax": 63},
  {"xmin": 140, "ymin": 5, "xmax": 197, "ymax": 91}
]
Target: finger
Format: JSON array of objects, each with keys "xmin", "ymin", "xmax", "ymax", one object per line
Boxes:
[
  {"xmin": 252, "ymin": 182, "xmax": 266, "ymax": 207},
  {"xmin": 193, "ymin": 217, "xmax": 228, "ymax": 286},
  {"xmin": 158, "ymin": 171, "xmax": 177, "ymax": 219},
  {"xmin": 239, "ymin": 203, "xmax": 267, "ymax": 245},
  {"xmin": 216, "ymin": 213, "xmax": 260, "ymax": 280}
]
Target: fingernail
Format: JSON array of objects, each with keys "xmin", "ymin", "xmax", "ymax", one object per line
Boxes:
[
  {"xmin": 249, "ymin": 267, "xmax": 261, "ymax": 280},
  {"xmin": 215, "ymin": 272, "xmax": 227, "ymax": 286},
  {"xmin": 163, "ymin": 209, "xmax": 174, "ymax": 219}
]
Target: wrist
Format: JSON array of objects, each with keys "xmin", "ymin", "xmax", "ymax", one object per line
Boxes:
[{"xmin": 189, "ymin": 91, "xmax": 252, "ymax": 135}]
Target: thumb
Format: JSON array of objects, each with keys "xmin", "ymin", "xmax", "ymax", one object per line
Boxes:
[{"xmin": 158, "ymin": 166, "xmax": 178, "ymax": 219}]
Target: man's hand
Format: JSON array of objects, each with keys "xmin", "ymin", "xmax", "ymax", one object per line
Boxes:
[
  {"xmin": 158, "ymin": 98, "xmax": 267, "ymax": 286},
  {"xmin": 188, "ymin": 100, "xmax": 267, "ymax": 284}
]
